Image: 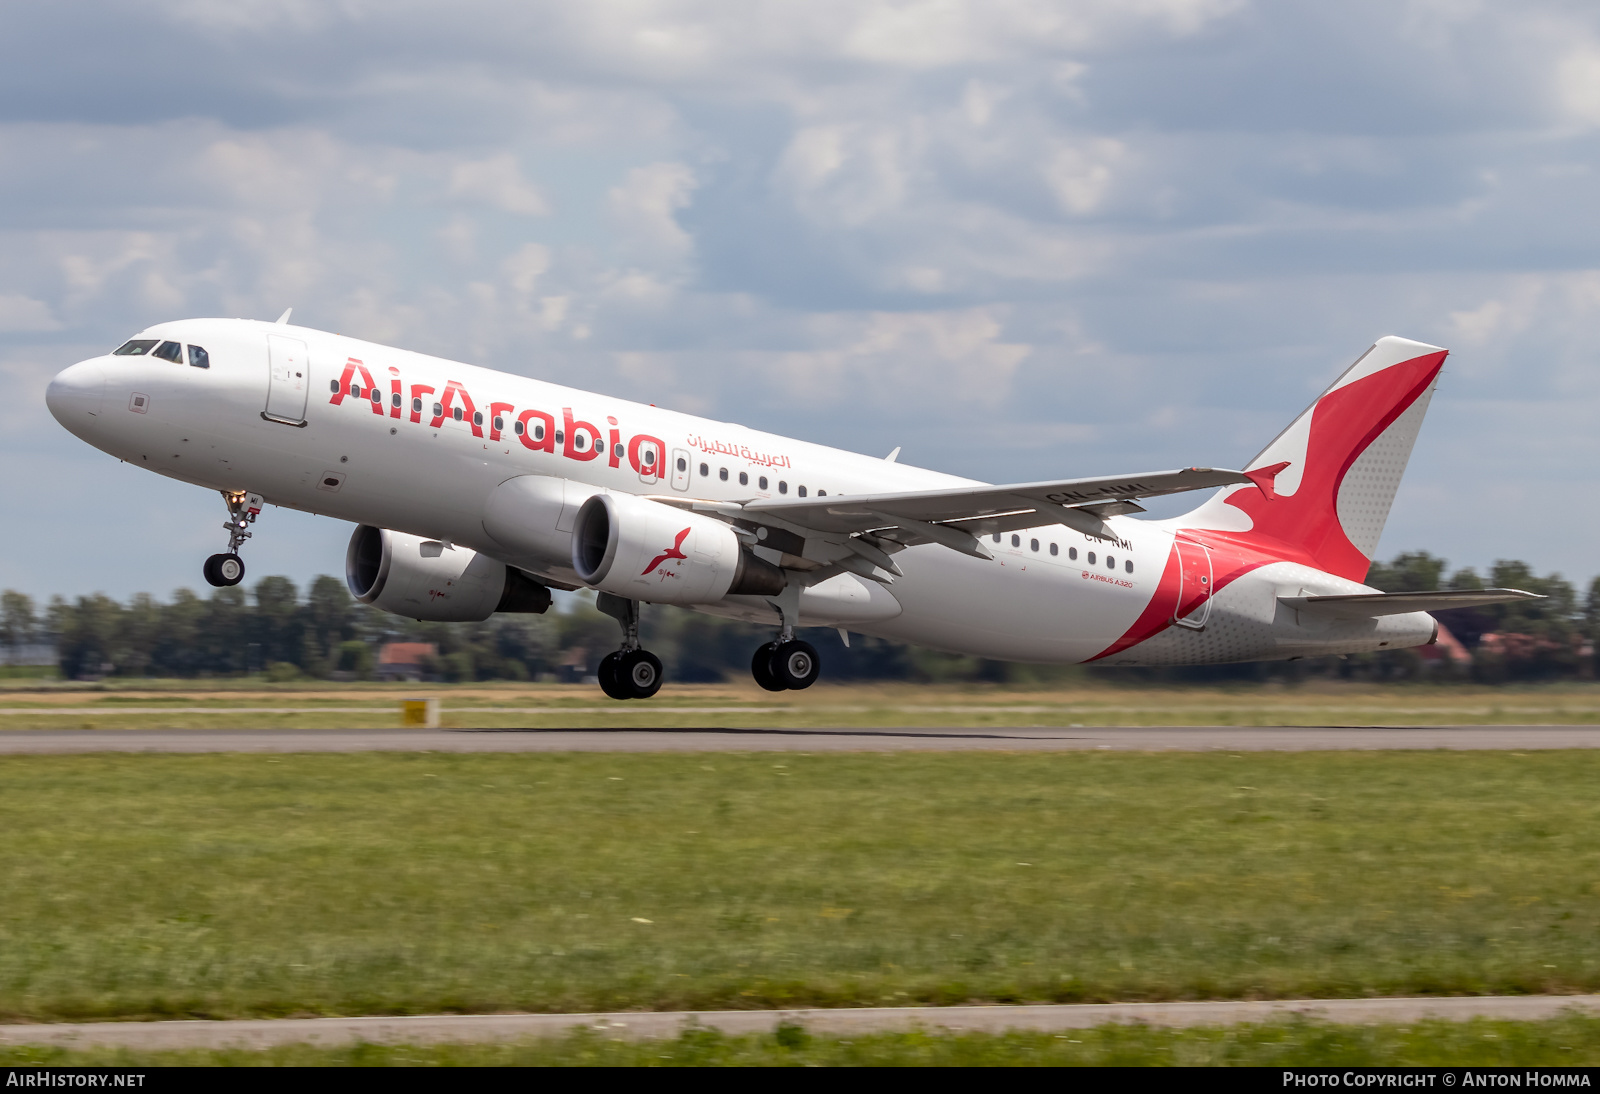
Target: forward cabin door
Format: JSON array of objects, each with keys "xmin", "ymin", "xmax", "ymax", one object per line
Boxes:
[
  {"xmin": 1172, "ymin": 537, "xmax": 1214, "ymax": 630},
  {"xmin": 264, "ymin": 334, "xmax": 309, "ymax": 426}
]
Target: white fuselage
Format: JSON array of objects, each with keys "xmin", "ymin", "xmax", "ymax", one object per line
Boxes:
[{"xmin": 46, "ymin": 318, "xmax": 1434, "ymax": 665}]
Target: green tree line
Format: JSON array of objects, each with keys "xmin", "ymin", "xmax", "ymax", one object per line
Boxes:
[{"xmin": 1, "ymin": 552, "xmax": 1595, "ymax": 684}]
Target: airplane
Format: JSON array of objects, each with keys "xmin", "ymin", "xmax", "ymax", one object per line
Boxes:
[{"xmin": 44, "ymin": 315, "xmax": 1536, "ymax": 699}]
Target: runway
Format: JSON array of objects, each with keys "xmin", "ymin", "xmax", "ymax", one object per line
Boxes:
[
  {"xmin": 1, "ymin": 725, "xmax": 1599, "ymax": 752},
  {"xmin": 2, "ymin": 995, "xmax": 1597, "ymax": 1048}
]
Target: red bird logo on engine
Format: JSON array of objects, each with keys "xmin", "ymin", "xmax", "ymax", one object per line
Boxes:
[{"xmin": 642, "ymin": 527, "xmax": 692, "ymax": 577}]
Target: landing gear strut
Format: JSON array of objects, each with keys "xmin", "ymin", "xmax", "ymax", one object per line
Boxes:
[
  {"xmin": 204, "ymin": 490, "xmax": 261, "ymax": 588},
  {"xmin": 596, "ymin": 592, "xmax": 663, "ymax": 700}
]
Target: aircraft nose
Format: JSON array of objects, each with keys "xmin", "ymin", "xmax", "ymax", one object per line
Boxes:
[{"xmin": 46, "ymin": 359, "xmax": 107, "ymax": 425}]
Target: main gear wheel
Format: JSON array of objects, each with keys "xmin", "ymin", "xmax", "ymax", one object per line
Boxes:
[{"xmin": 771, "ymin": 639, "xmax": 820, "ymax": 690}]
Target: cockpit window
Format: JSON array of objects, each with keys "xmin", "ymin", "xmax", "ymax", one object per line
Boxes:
[
  {"xmin": 152, "ymin": 340, "xmax": 183, "ymax": 363},
  {"xmin": 113, "ymin": 339, "xmax": 158, "ymax": 356},
  {"xmin": 187, "ymin": 345, "xmax": 210, "ymax": 369}
]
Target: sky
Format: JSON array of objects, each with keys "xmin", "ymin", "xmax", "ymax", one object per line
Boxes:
[{"xmin": 5, "ymin": 0, "xmax": 1600, "ymax": 602}]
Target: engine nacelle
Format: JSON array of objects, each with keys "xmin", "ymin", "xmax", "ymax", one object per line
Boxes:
[
  {"xmin": 571, "ymin": 493, "xmax": 785, "ymax": 605},
  {"xmin": 346, "ymin": 525, "xmax": 551, "ymax": 622},
  {"xmin": 481, "ymin": 474, "xmax": 596, "ymax": 567}
]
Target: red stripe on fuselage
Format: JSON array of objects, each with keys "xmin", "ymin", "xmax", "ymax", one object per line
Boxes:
[{"xmin": 1086, "ymin": 534, "xmax": 1279, "ymax": 662}]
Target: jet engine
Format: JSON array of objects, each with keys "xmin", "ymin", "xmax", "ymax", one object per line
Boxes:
[
  {"xmin": 346, "ymin": 525, "xmax": 551, "ymax": 622},
  {"xmin": 571, "ymin": 493, "xmax": 784, "ymax": 605}
]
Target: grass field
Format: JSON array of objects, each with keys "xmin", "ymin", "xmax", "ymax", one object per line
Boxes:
[
  {"xmin": 3, "ymin": 679, "xmax": 1600, "ymax": 729},
  {"xmin": 2, "ymin": 750, "xmax": 1599, "ymax": 1022},
  {"xmin": 5, "ymin": 1016, "xmax": 1600, "ymax": 1066}
]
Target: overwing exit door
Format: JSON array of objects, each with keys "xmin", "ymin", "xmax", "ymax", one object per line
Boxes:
[
  {"xmin": 264, "ymin": 334, "xmax": 309, "ymax": 426},
  {"xmin": 1173, "ymin": 537, "xmax": 1214, "ymax": 630}
]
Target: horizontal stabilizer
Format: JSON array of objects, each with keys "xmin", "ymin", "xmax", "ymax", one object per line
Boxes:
[{"xmin": 1280, "ymin": 588, "xmax": 1544, "ymax": 620}]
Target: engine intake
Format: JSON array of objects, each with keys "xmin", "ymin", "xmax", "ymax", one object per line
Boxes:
[
  {"xmin": 346, "ymin": 525, "xmax": 551, "ymax": 622},
  {"xmin": 571, "ymin": 493, "xmax": 785, "ymax": 604}
]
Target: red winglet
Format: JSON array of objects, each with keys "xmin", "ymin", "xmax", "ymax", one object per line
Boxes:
[{"xmin": 1243, "ymin": 461, "xmax": 1291, "ymax": 500}]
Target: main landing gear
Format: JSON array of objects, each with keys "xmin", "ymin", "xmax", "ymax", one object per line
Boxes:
[
  {"xmin": 595, "ymin": 592, "xmax": 663, "ymax": 701},
  {"xmin": 751, "ymin": 639, "xmax": 821, "ymax": 691},
  {"xmin": 750, "ymin": 583, "xmax": 820, "ymax": 691},
  {"xmin": 203, "ymin": 490, "xmax": 260, "ymax": 588}
]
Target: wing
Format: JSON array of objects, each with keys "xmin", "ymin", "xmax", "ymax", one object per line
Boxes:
[
  {"xmin": 651, "ymin": 467, "xmax": 1252, "ymax": 583},
  {"xmin": 1280, "ymin": 588, "xmax": 1545, "ymax": 620},
  {"xmin": 742, "ymin": 467, "xmax": 1252, "ymax": 533}
]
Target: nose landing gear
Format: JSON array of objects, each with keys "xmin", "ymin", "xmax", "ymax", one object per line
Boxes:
[
  {"xmin": 204, "ymin": 490, "xmax": 262, "ymax": 588},
  {"xmin": 595, "ymin": 592, "xmax": 664, "ymax": 700}
]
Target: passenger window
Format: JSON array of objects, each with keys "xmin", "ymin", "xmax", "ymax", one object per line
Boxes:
[
  {"xmin": 1087, "ymin": 552, "xmax": 1096, "ymax": 565},
  {"xmin": 759, "ymin": 476, "xmax": 768, "ymax": 490},
  {"xmin": 1011, "ymin": 534, "xmax": 1020, "ymax": 547},
  {"xmin": 452, "ymin": 406, "xmax": 464, "ymax": 421},
  {"xmin": 778, "ymin": 481, "xmax": 788, "ymax": 494},
  {"xmin": 491, "ymin": 415, "xmax": 503, "ymax": 432},
  {"xmin": 595, "ymin": 439, "xmax": 604, "ymax": 453},
  {"xmin": 187, "ymin": 345, "xmax": 209, "ymax": 369},
  {"xmin": 432, "ymin": 402, "xmax": 443, "ymax": 417},
  {"xmin": 1030, "ymin": 538, "xmax": 1039, "ymax": 552},
  {"xmin": 1125, "ymin": 559, "xmax": 1133, "ymax": 573},
  {"xmin": 676, "ymin": 457, "xmax": 687, "ymax": 472},
  {"xmin": 817, "ymin": 490, "xmax": 826, "ymax": 496},
  {"xmin": 1049, "ymin": 543, "xmax": 1058, "ymax": 556},
  {"xmin": 370, "ymin": 389, "xmax": 381, "ymax": 404},
  {"xmin": 699, "ymin": 462, "xmax": 709, "ymax": 477},
  {"xmin": 472, "ymin": 411, "xmax": 483, "ymax": 426},
  {"xmin": 351, "ymin": 384, "xmax": 363, "ymax": 398},
  {"xmin": 1106, "ymin": 555, "xmax": 1115, "ymax": 569},
  {"xmin": 152, "ymin": 340, "xmax": 183, "ymax": 363},
  {"xmin": 534, "ymin": 423, "xmax": 545, "ymax": 441},
  {"xmin": 1069, "ymin": 547, "xmax": 1078, "ymax": 561},
  {"xmin": 573, "ymin": 433, "xmax": 587, "ymax": 450},
  {"xmin": 392, "ymin": 393, "xmax": 402, "ymax": 408},
  {"xmin": 992, "ymin": 534, "xmax": 1001, "ymax": 543},
  {"xmin": 555, "ymin": 430, "xmax": 564, "ymax": 445},
  {"xmin": 113, "ymin": 339, "xmax": 157, "ymax": 356},
  {"xmin": 334, "ymin": 381, "xmax": 343, "ymax": 393},
  {"xmin": 513, "ymin": 420, "xmax": 524, "ymax": 435},
  {"xmin": 798, "ymin": 485, "xmax": 807, "ymax": 497},
  {"xmin": 719, "ymin": 468, "xmax": 728, "ymax": 481},
  {"xmin": 412, "ymin": 397, "xmax": 422, "ymax": 412},
  {"xmin": 739, "ymin": 472, "xmax": 748, "ymax": 486}
]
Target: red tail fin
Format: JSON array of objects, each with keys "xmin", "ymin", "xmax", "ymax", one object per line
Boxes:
[{"xmin": 1186, "ymin": 336, "xmax": 1447, "ymax": 582}]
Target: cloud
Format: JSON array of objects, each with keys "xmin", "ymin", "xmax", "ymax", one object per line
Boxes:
[
  {"xmin": 0, "ymin": 296, "xmax": 61, "ymax": 333},
  {"xmin": 447, "ymin": 154, "xmax": 550, "ymax": 215},
  {"xmin": 766, "ymin": 307, "xmax": 1031, "ymax": 411},
  {"xmin": 9, "ymin": 0, "xmax": 1600, "ymax": 596},
  {"xmin": 607, "ymin": 161, "xmax": 697, "ymax": 262}
]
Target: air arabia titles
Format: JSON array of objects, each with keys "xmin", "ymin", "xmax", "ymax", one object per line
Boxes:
[
  {"xmin": 326, "ymin": 358, "xmax": 669, "ymax": 479},
  {"xmin": 687, "ymin": 432, "xmax": 790, "ymax": 469}
]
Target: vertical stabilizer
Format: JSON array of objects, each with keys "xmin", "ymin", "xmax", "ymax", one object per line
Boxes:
[{"xmin": 1185, "ymin": 336, "xmax": 1447, "ymax": 582}]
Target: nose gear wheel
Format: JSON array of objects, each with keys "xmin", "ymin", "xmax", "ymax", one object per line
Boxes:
[{"xmin": 203, "ymin": 553, "xmax": 245, "ymax": 588}]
